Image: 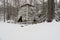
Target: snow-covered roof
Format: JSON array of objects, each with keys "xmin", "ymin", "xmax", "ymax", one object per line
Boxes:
[
  {"xmin": 20, "ymin": 0, "xmax": 41, "ymax": 6},
  {"xmin": 20, "ymin": 4, "xmax": 35, "ymax": 7}
]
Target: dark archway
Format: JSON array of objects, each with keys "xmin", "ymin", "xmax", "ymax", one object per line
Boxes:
[{"xmin": 18, "ymin": 16, "xmax": 22, "ymax": 22}]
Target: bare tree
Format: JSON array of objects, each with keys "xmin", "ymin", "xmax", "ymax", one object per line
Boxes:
[
  {"xmin": 58, "ymin": 0, "xmax": 60, "ymax": 7},
  {"xmin": 14, "ymin": 0, "xmax": 20, "ymax": 16},
  {"xmin": 4, "ymin": 0, "xmax": 5, "ymax": 22},
  {"xmin": 47, "ymin": 0, "xmax": 55, "ymax": 22},
  {"xmin": 6, "ymin": 0, "xmax": 10, "ymax": 20}
]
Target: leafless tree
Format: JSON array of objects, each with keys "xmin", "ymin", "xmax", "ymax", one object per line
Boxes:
[
  {"xmin": 4, "ymin": 0, "xmax": 5, "ymax": 22},
  {"xmin": 6, "ymin": 0, "xmax": 10, "ymax": 20},
  {"xmin": 14, "ymin": 0, "xmax": 20, "ymax": 16},
  {"xmin": 47, "ymin": 0, "xmax": 55, "ymax": 22}
]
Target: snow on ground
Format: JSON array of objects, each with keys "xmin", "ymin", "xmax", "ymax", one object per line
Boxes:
[{"xmin": 0, "ymin": 20, "xmax": 60, "ymax": 40}]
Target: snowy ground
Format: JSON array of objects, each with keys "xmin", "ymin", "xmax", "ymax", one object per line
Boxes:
[{"xmin": 0, "ymin": 20, "xmax": 60, "ymax": 40}]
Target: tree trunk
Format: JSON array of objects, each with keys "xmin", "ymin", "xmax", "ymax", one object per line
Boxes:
[
  {"xmin": 4, "ymin": 0, "xmax": 5, "ymax": 22},
  {"xmin": 47, "ymin": 0, "xmax": 55, "ymax": 22},
  {"xmin": 58, "ymin": 0, "xmax": 60, "ymax": 8},
  {"xmin": 7, "ymin": 0, "xmax": 10, "ymax": 20}
]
